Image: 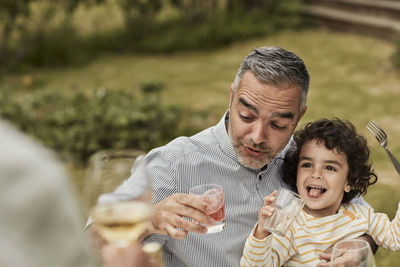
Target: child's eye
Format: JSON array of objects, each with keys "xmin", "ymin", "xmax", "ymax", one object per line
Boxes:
[
  {"xmin": 300, "ymin": 162, "xmax": 311, "ymax": 168},
  {"xmin": 326, "ymin": 165, "xmax": 337, "ymax": 171}
]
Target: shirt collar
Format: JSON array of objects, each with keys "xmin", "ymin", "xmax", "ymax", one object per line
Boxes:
[{"xmin": 213, "ymin": 111, "xmax": 237, "ymax": 161}]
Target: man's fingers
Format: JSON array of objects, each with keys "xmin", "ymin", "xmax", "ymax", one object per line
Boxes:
[
  {"xmin": 177, "ymin": 217, "xmax": 208, "ymax": 233},
  {"xmin": 151, "ymin": 193, "xmax": 212, "ymax": 237},
  {"xmin": 161, "ymin": 195, "xmax": 213, "ymax": 226},
  {"xmin": 164, "ymin": 224, "xmax": 188, "ymax": 239},
  {"xmin": 173, "ymin": 194, "xmax": 209, "ymax": 213}
]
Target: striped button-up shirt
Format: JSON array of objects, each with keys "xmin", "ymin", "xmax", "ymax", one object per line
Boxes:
[{"xmin": 103, "ymin": 112, "xmax": 293, "ymax": 267}]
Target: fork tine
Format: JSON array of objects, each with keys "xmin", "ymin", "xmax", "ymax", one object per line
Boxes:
[
  {"xmin": 366, "ymin": 121, "xmax": 378, "ymax": 136},
  {"xmin": 369, "ymin": 121, "xmax": 386, "ymax": 141},
  {"xmin": 367, "ymin": 121, "xmax": 383, "ymax": 140},
  {"xmin": 367, "ymin": 121, "xmax": 386, "ymax": 142},
  {"xmin": 370, "ymin": 120, "xmax": 387, "ymax": 138},
  {"xmin": 366, "ymin": 124, "xmax": 380, "ymax": 141}
]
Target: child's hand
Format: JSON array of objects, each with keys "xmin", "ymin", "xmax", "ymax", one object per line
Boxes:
[{"xmin": 254, "ymin": 190, "xmax": 277, "ymax": 239}]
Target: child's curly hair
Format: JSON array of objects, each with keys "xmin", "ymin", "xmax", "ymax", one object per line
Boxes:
[{"xmin": 282, "ymin": 118, "xmax": 378, "ymax": 203}]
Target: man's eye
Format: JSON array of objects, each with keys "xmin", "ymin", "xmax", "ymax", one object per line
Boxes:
[
  {"xmin": 239, "ymin": 114, "xmax": 253, "ymax": 122},
  {"xmin": 272, "ymin": 123, "xmax": 287, "ymax": 130}
]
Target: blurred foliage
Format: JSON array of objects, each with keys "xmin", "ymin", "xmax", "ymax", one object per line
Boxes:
[
  {"xmin": 127, "ymin": 1, "xmax": 303, "ymax": 53},
  {"xmin": 393, "ymin": 34, "xmax": 400, "ymax": 68},
  {"xmin": 0, "ymin": 0, "xmax": 103, "ymax": 71},
  {"xmin": 0, "ymin": 0, "xmax": 304, "ymax": 72},
  {"xmin": 0, "ymin": 82, "xmax": 206, "ymax": 162}
]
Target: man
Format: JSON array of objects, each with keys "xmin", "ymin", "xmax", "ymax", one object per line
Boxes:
[
  {"xmin": 94, "ymin": 46, "xmax": 373, "ymax": 266},
  {"xmin": 0, "ymin": 119, "xmax": 157, "ymax": 267}
]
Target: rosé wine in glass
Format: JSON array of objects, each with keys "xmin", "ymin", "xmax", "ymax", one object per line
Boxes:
[{"xmin": 190, "ymin": 184, "xmax": 226, "ymax": 233}]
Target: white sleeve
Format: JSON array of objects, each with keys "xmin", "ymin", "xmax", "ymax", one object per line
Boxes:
[{"xmin": 351, "ymin": 195, "xmax": 373, "ymax": 210}]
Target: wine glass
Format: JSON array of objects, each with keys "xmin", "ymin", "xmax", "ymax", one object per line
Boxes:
[
  {"xmin": 82, "ymin": 149, "xmax": 147, "ymax": 216},
  {"xmin": 83, "ymin": 149, "xmax": 162, "ymax": 262},
  {"xmin": 330, "ymin": 239, "xmax": 376, "ymax": 267}
]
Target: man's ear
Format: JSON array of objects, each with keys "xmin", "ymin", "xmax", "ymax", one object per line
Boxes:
[
  {"xmin": 293, "ymin": 105, "xmax": 307, "ymax": 130},
  {"xmin": 229, "ymin": 84, "xmax": 234, "ymax": 107},
  {"xmin": 299, "ymin": 105, "xmax": 307, "ymax": 121}
]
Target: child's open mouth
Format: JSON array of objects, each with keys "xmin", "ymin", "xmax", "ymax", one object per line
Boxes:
[{"xmin": 306, "ymin": 185, "xmax": 327, "ymax": 198}]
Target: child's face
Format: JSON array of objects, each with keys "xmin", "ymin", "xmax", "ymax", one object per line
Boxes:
[{"xmin": 296, "ymin": 139, "xmax": 351, "ymax": 217}]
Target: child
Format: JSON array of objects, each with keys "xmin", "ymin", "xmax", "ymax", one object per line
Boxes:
[{"xmin": 241, "ymin": 118, "xmax": 400, "ymax": 267}]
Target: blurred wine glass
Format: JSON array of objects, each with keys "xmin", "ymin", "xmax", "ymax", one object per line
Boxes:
[
  {"xmin": 83, "ymin": 149, "xmax": 150, "ymax": 246},
  {"xmin": 83, "ymin": 149, "xmax": 162, "ymax": 265},
  {"xmin": 82, "ymin": 149, "xmax": 145, "ymax": 214},
  {"xmin": 330, "ymin": 239, "xmax": 376, "ymax": 267}
]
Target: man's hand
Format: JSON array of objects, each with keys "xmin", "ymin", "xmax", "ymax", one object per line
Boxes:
[{"xmin": 148, "ymin": 193, "xmax": 216, "ymax": 239}]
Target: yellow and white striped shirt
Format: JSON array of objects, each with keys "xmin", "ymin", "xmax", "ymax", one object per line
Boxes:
[{"xmin": 241, "ymin": 202, "xmax": 400, "ymax": 266}]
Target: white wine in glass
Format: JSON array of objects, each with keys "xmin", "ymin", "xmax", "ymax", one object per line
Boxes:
[
  {"xmin": 330, "ymin": 239, "xmax": 376, "ymax": 267},
  {"xmin": 85, "ymin": 151, "xmax": 162, "ymax": 265},
  {"xmin": 90, "ymin": 200, "xmax": 151, "ymax": 248}
]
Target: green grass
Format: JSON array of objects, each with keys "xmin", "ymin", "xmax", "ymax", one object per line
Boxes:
[{"xmin": 3, "ymin": 28, "xmax": 400, "ymax": 265}]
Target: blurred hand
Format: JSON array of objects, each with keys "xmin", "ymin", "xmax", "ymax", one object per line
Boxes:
[
  {"xmin": 317, "ymin": 251, "xmax": 332, "ymax": 267},
  {"xmin": 102, "ymin": 243, "xmax": 159, "ymax": 267},
  {"xmin": 317, "ymin": 237, "xmax": 369, "ymax": 267},
  {"xmin": 254, "ymin": 190, "xmax": 277, "ymax": 239},
  {"xmin": 317, "ymin": 249, "xmax": 361, "ymax": 267},
  {"xmin": 149, "ymin": 193, "xmax": 215, "ymax": 239}
]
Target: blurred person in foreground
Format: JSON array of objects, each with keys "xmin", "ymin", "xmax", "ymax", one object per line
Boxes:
[
  {"xmin": 0, "ymin": 119, "xmax": 156, "ymax": 267},
  {"xmin": 242, "ymin": 118, "xmax": 400, "ymax": 267},
  {"xmin": 89, "ymin": 46, "xmax": 376, "ymax": 266}
]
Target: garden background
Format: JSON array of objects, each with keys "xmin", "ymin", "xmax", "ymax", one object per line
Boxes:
[{"xmin": 1, "ymin": 0, "xmax": 400, "ymax": 265}]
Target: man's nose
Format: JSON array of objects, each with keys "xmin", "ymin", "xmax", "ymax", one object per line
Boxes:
[{"xmin": 251, "ymin": 121, "xmax": 267, "ymax": 145}]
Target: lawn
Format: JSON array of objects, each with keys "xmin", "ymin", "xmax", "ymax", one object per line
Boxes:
[{"xmin": 3, "ymin": 28, "xmax": 400, "ymax": 265}]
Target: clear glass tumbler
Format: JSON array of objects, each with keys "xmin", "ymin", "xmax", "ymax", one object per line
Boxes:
[{"xmin": 263, "ymin": 187, "xmax": 305, "ymax": 236}]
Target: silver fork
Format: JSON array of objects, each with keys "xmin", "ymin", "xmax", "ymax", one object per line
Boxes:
[{"xmin": 366, "ymin": 120, "xmax": 400, "ymax": 175}]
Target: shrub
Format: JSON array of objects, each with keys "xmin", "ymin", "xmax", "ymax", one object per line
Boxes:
[
  {"xmin": 0, "ymin": 82, "xmax": 206, "ymax": 162},
  {"xmin": 118, "ymin": 0, "xmax": 304, "ymax": 53},
  {"xmin": 2, "ymin": 0, "xmax": 304, "ymax": 71},
  {"xmin": 17, "ymin": 23, "xmax": 91, "ymax": 68},
  {"xmin": 393, "ymin": 35, "xmax": 400, "ymax": 68}
]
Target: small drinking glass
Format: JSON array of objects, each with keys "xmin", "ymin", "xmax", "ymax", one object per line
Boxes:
[
  {"xmin": 263, "ymin": 187, "xmax": 305, "ymax": 236},
  {"xmin": 330, "ymin": 239, "xmax": 376, "ymax": 267},
  {"xmin": 189, "ymin": 184, "xmax": 226, "ymax": 234}
]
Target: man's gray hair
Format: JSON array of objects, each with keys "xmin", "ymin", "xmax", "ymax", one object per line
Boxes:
[{"xmin": 232, "ymin": 46, "xmax": 310, "ymax": 112}]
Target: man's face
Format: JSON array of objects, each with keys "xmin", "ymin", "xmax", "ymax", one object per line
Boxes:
[{"xmin": 228, "ymin": 71, "xmax": 305, "ymax": 169}]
